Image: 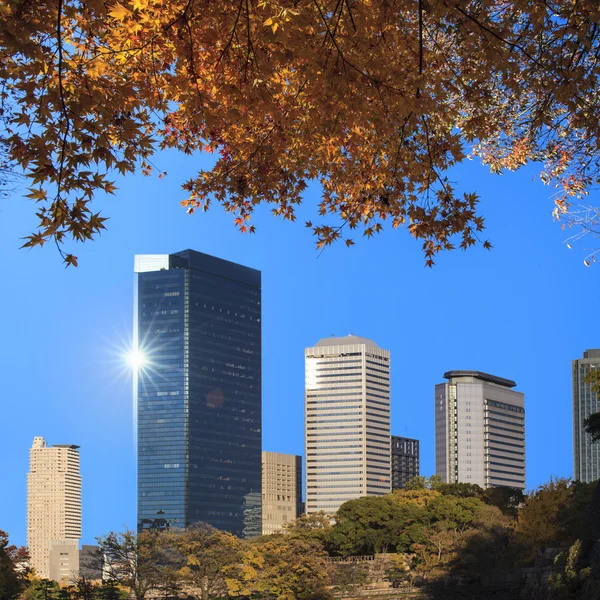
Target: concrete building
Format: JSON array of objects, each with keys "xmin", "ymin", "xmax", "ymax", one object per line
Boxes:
[
  {"xmin": 79, "ymin": 545, "xmax": 102, "ymax": 580},
  {"xmin": 262, "ymin": 452, "xmax": 303, "ymax": 535},
  {"xmin": 435, "ymin": 371, "xmax": 525, "ymax": 490},
  {"xmin": 573, "ymin": 349, "xmax": 600, "ymax": 482},
  {"xmin": 135, "ymin": 251, "xmax": 262, "ymax": 537},
  {"xmin": 305, "ymin": 335, "xmax": 391, "ymax": 514},
  {"xmin": 391, "ymin": 436, "xmax": 420, "ymax": 489},
  {"xmin": 49, "ymin": 540, "xmax": 79, "ymax": 582},
  {"xmin": 27, "ymin": 437, "xmax": 81, "ymax": 578}
]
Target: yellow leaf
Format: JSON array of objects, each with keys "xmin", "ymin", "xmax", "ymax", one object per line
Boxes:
[
  {"xmin": 263, "ymin": 17, "xmax": 273, "ymax": 26},
  {"xmin": 271, "ymin": 22, "xmax": 278, "ymax": 33},
  {"xmin": 109, "ymin": 2, "xmax": 131, "ymax": 20}
]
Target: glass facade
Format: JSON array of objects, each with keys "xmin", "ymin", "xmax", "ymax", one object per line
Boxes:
[
  {"xmin": 135, "ymin": 250, "xmax": 261, "ymax": 537},
  {"xmin": 573, "ymin": 349, "xmax": 600, "ymax": 483},
  {"xmin": 391, "ymin": 436, "xmax": 419, "ymax": 489}
]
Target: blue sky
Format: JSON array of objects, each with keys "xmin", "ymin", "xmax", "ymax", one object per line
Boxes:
[{"xmin": 0, "ymin": 149, "xmax": 597, "ymax": 548}]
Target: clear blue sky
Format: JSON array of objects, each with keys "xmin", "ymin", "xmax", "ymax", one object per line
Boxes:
[{"xmin": 0, "ymin": 149, "xmax": 597, "ymax": 548}]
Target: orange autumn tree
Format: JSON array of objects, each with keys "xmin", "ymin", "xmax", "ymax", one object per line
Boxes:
[{"xmin": 1, "ymin": 0, "xmax": 600, "ymax": 265}]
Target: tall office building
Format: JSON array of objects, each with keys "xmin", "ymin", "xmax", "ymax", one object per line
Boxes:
[
  {"xmin": 135, "ymin": 250, "xmax": 262, "ymax": 537},
  {"xmin": 305, "ymin": 335, "xmax": 391, "ymax": 514},
  {"xmin": 27, "ymin": 437, "xmax": 81, "ymax": 578},
  {"xmin": 261, "ymin": 451, "xmax": 303, "ymax": 535},
  {"xmin": 391, "ymin": 436, "xmax": 420, "ymax": 489},
  {"xmin": 435, "ymin": 371, "xmax": 526, "ymax": 490},
  {"xmin": 573, "ymin": 349, "xmax": 600, "ymax": 483}
]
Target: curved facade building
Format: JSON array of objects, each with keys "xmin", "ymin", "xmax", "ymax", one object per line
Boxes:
[{"xmin": 435, "ymin": 371, "xmax": 526, "ymax": 490}]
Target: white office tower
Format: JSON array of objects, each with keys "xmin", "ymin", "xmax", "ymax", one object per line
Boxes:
[
  {"xmin": 305, "ymin": 335, "xmax": 391, "ymax": 514},
  {"xmin": 27, "ymin": 437, "xmax": 82, "ymax": 578},
  {"xmin": 435, "ymin": 371, "xmax": 526, "ymax": 490}
]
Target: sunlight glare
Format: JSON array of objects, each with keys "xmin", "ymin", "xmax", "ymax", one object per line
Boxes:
[{"xmin": 127, "ymin": 348, "xmax": 146, "ymax": 370}]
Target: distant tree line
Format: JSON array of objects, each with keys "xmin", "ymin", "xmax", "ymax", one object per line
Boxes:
[{"xmin": 2, "ymin": 475, "xmax": 600, "ymax": 600}]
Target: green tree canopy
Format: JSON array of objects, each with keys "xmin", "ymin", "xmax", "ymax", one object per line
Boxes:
[
  {"xmin": 0, "ymin": 530, "xmax": 29, "ymax": 600},
  {"xmin": 330, "ymin": 496, "xmax": 427, "ymax": 556}
]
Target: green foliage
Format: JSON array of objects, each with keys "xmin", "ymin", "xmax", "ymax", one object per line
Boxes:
[
  {"xmin": 482, "ymin": 486, "xmax": 525, "ymax": 518},
  {"xmin": 80, "ymin": 480, "xmax": 599, "ymax": 600},
  {"xmin": 517, "ymin": 478, "xmax": 592, "ymax": 553},
  {"xmin": 428, "ymin": 495, "xmax": 483, "ymax": 532},
  {"xmin": 330, "ymin": 496, "xmax": 427, "ymax": 555},
  {"xmin": 584, "ymin": 413, "xmax": 600, "ymax": 443},
  {"xmin": 585, "ymin": 369, "xmax": 600, "ymax": 395},
  {"xmin": 327, "ymin": 487, "xmax": 487, "ymax": 572},
  {"xmin": 437, "ymin": 482, "xmax": 484, "ymax": 498},
  {"xmin": 584, "ymin": 370, "xmax": 600, "ymax": 442},
  {"xmin": 402, "ymin": 475, "xmax": 443, "ymax": 491},
  {"xmin": 21, "ymin": 580, "xmax": 62, "ymax": 600},
  {"xmin": 283, "ymin": 512, "xmax": 332, "ymax": 546},
  {"xmin": 401, "ymin": 476, "xmax": 429, "ymax": 490},
  {"xmin": 92, "ymin": 582, "xmax": 129, "ymax": 600},
  {"xmin": 0, "ymin": 530, "xmax": 29, "ymax": 600}
]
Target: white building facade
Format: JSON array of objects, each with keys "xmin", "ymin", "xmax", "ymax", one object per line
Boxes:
[
  {"xmin": 435, "ymin": 371, "xmax": 526, "ymax": 490},
  {"xmin": 305, "ymin": 335, "xmax": 391, "ymax": 514},
  {"xmin": 27, "ymin": 437, "xmax": 82, "ymax": 578}
]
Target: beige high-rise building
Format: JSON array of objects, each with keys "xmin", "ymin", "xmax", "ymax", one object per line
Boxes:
[
  {"xmin": 261, "ymin": 452, "xmax": 303, "ymax": 535},
  {"xmin": 435, "ymin": 371, "xmax": 526, "ymax": 490},
  {"xmin": 27, "ymin": 437, "xmax": 82, "ymax": 578},
  {"xmin": 305, "ymin": 335, "xmax": 391, "ymax": 514}
]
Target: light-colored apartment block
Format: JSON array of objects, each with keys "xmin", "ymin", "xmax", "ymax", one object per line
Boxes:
[
  {"xmin": 262, "ymin": 451, "xmax": 303, "ymax": 535},
  {"xmin": 435, "ymin": 371, "xmax": 526, "ymax": 490},
  {"xmin": 27, "ymin": 437, "xmax": 82, "ymax": 579},
  {"xmin": 305, "ymin": 335, "xmax": 391, "ymax": 514}
]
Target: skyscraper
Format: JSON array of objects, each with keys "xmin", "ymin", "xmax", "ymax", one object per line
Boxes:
[
  {"xmin": 134, "ymin": 250, "xmax": 262, "ymax": 537},
  {"xmin": 435, "ymin": 371, "xmax": 526, "ymax": 490},
  {"xmin": 305, "ymin": 335, "xmax": 391, "ymax": 514},
  {"xmin": 391, "ymin": 436, "xmax": 420, "ymax": 489},
  {"xmin": 261, "ymin": 451, "xmax": 303, "ymax": 535},
  {"xmin": 573, "ymin": 349, "xmax": 600, "ymax": 483},
  {"xmin": 27, "ymin": 437, "xmax": 81, "ymax": 578}
]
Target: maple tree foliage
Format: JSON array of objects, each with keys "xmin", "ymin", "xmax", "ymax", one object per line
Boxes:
[{"xmin": 1, "ymin": 0, "xmax": 600, "ymax": 265}]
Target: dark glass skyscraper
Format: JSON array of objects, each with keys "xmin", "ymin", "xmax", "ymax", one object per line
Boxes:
[
  {"xmin": 134, "ymin": 250, "xmax": 261, "ymax": 537},
  {"xmin": 391, "ymin": 436, "xmax": 420, "ymax": 490}
]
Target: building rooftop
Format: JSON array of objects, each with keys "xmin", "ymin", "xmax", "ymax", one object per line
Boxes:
[
  {"xmin": 583, "ymin": 349, "xmax": 600, "ymax": 359},
  {"xmin": 313, "ymin": 334, "xmax": 380, "ymax": 348},
  {"xmin": 443, "ymin": 370, "xmax": 517, "ymax": 388},
  {"xmin": 134, "ymin": 250, "xmax": 260, "ymax": 287}
]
